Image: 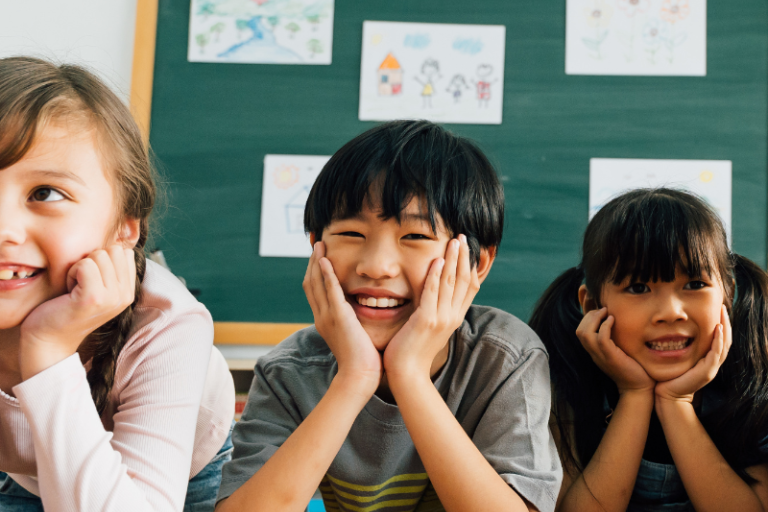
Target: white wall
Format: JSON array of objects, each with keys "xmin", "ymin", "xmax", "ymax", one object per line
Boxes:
[{"xmin": 0, "ymin": 0, "xmax": 138, "ymax": 103}]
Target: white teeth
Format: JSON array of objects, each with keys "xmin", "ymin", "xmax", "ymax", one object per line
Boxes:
[
  {"xmin": 0, "ymin": 270, "xmax": 12, "ymax": 280},
  {"xmin": 649, "ymin": 340, "xmax": 689, "ymax": 351},
  {"xmin": 17, "ymin": 271, "xmax": 27, "ymax": 279},
  {"xmin": 356, "ymin": 296, "xmax": 405, "ymax": 308},
  {"xmin": 0, "ymin": 269, "xmax": 36, "ymax": 281}
]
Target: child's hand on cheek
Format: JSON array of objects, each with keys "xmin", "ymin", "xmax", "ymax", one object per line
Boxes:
[
  {"xmin": 655, "ymin": 305, "xmax": 732, "ymax": 405},
  {"xmin": 303, "ymin": 242, "xmax": 382, "ymax": 397},
  {"xmin": 383, "ymin": 235, "xmax": 478, "ymax": 383},
  {"xmin": 19, "ymin": 245, "xmax": 136, "ymax": 380},
  {"xmin": 577, "ymin": 308, "xmax": 656, "ymax": 396}
]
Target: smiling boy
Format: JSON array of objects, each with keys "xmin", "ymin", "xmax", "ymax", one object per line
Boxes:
[{"xmin": 216, "ymin": 121, "xmax": 562, "ymax": 512}]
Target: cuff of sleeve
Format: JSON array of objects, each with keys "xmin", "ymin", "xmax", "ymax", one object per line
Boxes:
[
  {"xmin": 502, "ymin": 473, "xmax": 559, "ymax": 512},
  {"xmin": 13, "ymin": 354, "xmax": 88, "ymax": 409}
]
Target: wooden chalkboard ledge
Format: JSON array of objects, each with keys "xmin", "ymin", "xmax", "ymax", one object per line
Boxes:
[{"xmin": 213, "ymin": 322, "xmax": 312, "ymax": 346}]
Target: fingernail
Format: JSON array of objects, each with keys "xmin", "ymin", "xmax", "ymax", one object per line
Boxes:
[
  {"xmin": 459, "ymin": 234, "xmax": 467, "ymax": 243},
  {"xmin": 452, "ymin": 239, "xmax": 460, "ymax": 249}
]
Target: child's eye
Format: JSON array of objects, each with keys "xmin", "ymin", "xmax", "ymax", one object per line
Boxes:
[
  {"xmin": 625, "ymin": 283, "xmax": 650, "ymax": 294},
  {"xmin": 402, "ymin": 233, "xmax": 431, "ymax": 240},
  {"xmin": 29, "ymin": 187, "xmax": 65, "ymax": 202},
  {"xmin": 684, "ymin": 280, "xmax": 708, "ymax": 290},
  {"xmin": 338, "ymin": 231, "xmax": 364, "ymax": 238}
]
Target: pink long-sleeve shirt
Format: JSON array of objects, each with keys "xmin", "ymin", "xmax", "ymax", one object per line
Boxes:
[{"xmin": 0, "ymin": 260, "xmax": 235, "ymax": 511}]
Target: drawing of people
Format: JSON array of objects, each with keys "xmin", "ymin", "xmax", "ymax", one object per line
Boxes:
[
  {"xmin": 473, "ymin": 64, "xmax": 498, "ymax": 108},
  {"xmin": 445, "ymin": 74, "xmax": 470, "ymax": 103},
  {"xmin": 414, "ymin": 58, "xmax": 441, "ymax": 108}
]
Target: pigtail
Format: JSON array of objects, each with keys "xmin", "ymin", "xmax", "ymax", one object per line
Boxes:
[
  {"xmin": 708, "ymin": 254, "xmax": 768, "ymax": 479},
  {"xmin": 530, "ymin": 266, "xmax": 614, "ymax": 473},
  {"xmin": 86, "ymin": 247, "xmax": 146, "ymax": 415}
]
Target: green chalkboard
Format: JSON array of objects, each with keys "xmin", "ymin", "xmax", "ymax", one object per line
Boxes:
[{"xmin": 150, "ymin": 0, "xmax": 768, "ymax": 323}]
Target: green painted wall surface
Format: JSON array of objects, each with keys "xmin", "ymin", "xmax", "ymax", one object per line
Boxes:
[{"xmin": 150, "ymin": 0, "xmax": 768, "ymax": 323}]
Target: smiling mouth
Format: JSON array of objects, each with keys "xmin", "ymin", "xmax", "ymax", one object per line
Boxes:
[
  {"xmin": 646, "ymin": 338, "xmax": 693, "ymax": 351},
  {"xmin": 0, "ymin": 268, "xmax": 43, "ymax": 281},
  {"xmin": 354, "ymin": 294, "xmax": 407, "ymax": 309}
]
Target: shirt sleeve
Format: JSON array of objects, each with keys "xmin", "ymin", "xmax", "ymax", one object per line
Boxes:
[
  {"xmin": 216, "ymin": 359, "xmax": 302, "ymax": 503},
  {"xmin": 12, "ymin": 308, "xmax": 214, "ymax": 512},
  {"xmin": 471, "ymin": 346, "xmax": 563, "ymax": 512}
]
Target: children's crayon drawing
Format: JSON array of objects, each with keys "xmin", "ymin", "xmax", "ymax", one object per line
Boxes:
[
  {"xmin": 188, "ymin": 0, "xmax": 334, "ymax": 65},
  {"xmin": 590, "ymin": 158, "xmax": 731, "ymax": 243},
  {"xmin": 359, "ymin": 21, "xmax": 506, "ymax": 125},
  {"xmin": 259, "ymin": 154, "xmax": 330, "ymax": 258},
  {"xmin": 566, "ymin": 0, "xmax": 706, "ymax": 76}
]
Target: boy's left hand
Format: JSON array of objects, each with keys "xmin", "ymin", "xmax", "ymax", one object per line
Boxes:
[
  {"xmin": 655, "ymin": 305, "xmax": 732, "ymax": 404},
  {"xmin": 383, "ymin": 235, "xmax": 479, "ymax": 380}
]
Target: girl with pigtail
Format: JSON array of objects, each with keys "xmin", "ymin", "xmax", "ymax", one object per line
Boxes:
[
  {"xmin": 0, "ymin": 57, "xmax": 234, "ymax": 511},
  {"xmin": 530, "ymin": 188, "xmax": 768, "ymax": 512}
]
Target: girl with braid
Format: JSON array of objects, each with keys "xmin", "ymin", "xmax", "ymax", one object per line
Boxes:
[
  {"xmin": 0, "ymin": 57, "xmax": 234, "ymax": 512},
  {"xmin": 530, "ymin": 188, "xmax": 768, "ymax": 512}
]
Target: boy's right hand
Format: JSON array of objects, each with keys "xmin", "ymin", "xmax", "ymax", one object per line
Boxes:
[
  {"xmin": 576, "ymin": 308, "xmax": 655, "ymax": 395},
  {"xmin": 303, "ymin": 242, "xmax": 382, "ymax": 397}
]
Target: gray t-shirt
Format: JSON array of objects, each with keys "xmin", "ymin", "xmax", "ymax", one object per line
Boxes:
[{"xmin": 218, "ymin": 305, "xmax": 562, "ymax": 512}]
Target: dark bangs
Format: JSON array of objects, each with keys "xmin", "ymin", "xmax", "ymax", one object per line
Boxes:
[
  {"xmin": 584, "ymin": 189, "xmax": 731, "ymax": 298},
  {"xmin": 304, "ymin": 120, "xmax": 504, "ymax": 265}
]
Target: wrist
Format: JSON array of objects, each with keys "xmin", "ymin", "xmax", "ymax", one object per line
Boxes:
[
  {"xmin": 617, "ymin": 388, "xmax": 655, "ymax": 408},
  {"xmin": 332, "ymin": 369, "xmax": 379, "ymax": 404},
  {"xmin": 19, "ymin": 333, "xmax": 78, "ymax": 381},
  {"xmin": 655, "ymin": 395, "xmax": 694, "ymax": 423}
]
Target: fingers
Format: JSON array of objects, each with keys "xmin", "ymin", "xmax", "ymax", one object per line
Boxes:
[
  {"xmin": 318, "ymin": 257, "xmax": 347, "ymax": 310},
  {"xmin": 309, "ymin": 242, "xmax": 329, "ymax": 314},
  {"xmin": 420, "ymin": 257, "xmax": 444, "ymax": 312},
  {"xmin": 438, "ymin": 238, "xmax": 460, "ymax": 312},
  {"xmin": 720, "ymin": 305, "xmax": 733, "ymax": 363},
  {"xmin": 575, "ymin": 307, "xmax": 609, "ymax": 344},
  {"xmin": 453, "ymin": 235, "xmax": 474, "ymax": 310}
]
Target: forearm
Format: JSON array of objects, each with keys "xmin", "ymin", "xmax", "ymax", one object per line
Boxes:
[
  {"xmin": 217, "ymin": 375, "xmax": 372, "ymax": 512},
  {"xmin": 560, "ymin": 391, "xmax": 653, "ymax": 512},
  {"xmin": 657, "ymin": 399, "xmax": 765, "ymax": 512},
  {"xmin": 389, "ymin": 374, "xmax": 530, "ymax": 512}
]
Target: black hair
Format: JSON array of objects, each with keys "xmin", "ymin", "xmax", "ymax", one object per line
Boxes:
[
  {"xmin": 530, "ymin": 188, "xmax": 768, "ymax": 481},
  {"xmin": 304, "ymin": 120, "xmax": 504, "ymax": 266}
]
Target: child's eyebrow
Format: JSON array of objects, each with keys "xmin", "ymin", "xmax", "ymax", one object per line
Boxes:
[
  {"xmin": 399, "ymin": 212, "xmax": 431, "ymax": 223},
  {"xmin": 26, "ymin": 169, "xmax": 86, "ymax": 186}
]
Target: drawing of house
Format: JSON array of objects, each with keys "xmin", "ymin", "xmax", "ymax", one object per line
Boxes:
[
  {"xmin": 285, "ymin": 186, "xmax": 311, "ymax": 233},
  {"xmin": 377, "ymin": 53, "xmax": 403, "ymax": 95}
]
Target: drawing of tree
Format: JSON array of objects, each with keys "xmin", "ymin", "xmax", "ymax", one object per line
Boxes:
[
  {"xmin": 197, "ymin": 1, "xmax": 215, "ymax": 20},
  {"xmin": 236, "ymin": 18, "xmax": 250, "ymax": 39},
  {"xmin": 210, "ymin": 22, "xmax": 226, "ymax": 42},
  {"xmin": 307, "ymin": 38, "xmax": 323, "ymax": 57},
  {"xmin": 267, "ymin": 15, "xmax": 280, "ymax": 30},
  {"xmin": 285, "ymin": 22, "xmax": 300, "ymax": 39},
  {"xmin": 306, "ymin": 14, "xmax": 320, "ymax": 31},
  {"xmin": 195, "ymin": 33, "xmax": 210, "ymax": 54}
]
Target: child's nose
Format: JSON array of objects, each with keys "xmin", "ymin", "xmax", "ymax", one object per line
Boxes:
[
  {"xmin": 652, "ymin": 293, "xmax": 688, "ymax": 324},
  {"xmin": 356, "ymin": 245, "xmax": 399, "ymax": 280},
  {"xmin": 0, "ymin": 201, "xmax": 26, "ymax": 246}
]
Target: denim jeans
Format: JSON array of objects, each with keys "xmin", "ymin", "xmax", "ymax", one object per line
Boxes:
[
  {"xmin": 0, "ymin": 422, "xmax": 234, "ymax": 512},
  {"xmin": 627, "ymin": 458, "xmax": 695, "ymax": 512}
]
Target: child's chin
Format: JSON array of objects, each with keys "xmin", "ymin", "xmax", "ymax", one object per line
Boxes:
[{"xmin": 646, "ymin": 364, "xmax": 695, "ymax": 383}]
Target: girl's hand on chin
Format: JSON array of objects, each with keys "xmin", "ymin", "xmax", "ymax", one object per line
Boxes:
[
  {"xmin": 576, "ymin": 308, "xmax": 656, "ymax": 396},
  {"xmin": 655, "ymin": 305, "xmax": 732, "ymax": 405},
  {"xmin": 303, "ymin": 242, "xmax": 382, "ymax": 397},
  {"xmin": 19, "ymin": 245, "xmax": 136, "ymax": 380}
]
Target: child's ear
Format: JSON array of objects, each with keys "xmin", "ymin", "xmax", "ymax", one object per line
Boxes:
[
  {"xmin": 578, "ymin": 284, "xmax": 599, "ymax": 315},
  {"xmin": 475, "ymin": 246, "xmax": 497, "ymax": 285},
  {"xmin": 116, "ymin": 218, "xmax": 141, "ymax": 249}
]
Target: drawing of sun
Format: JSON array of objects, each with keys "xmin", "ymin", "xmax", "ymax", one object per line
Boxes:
[
  {"xmin": 274, "ymin": 165, "xmax": 299, "ymax": 189},
  {"xmin": 699, "ymin": 170, "xmax": 714, "ymax": 183}
]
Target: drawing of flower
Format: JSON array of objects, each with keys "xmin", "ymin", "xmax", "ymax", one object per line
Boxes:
[
  {"xmin": 617, "ymin": 0, "xmax": 650, "ymax": 17},
  {"xmin": 585, "ymin": 0, "xmax": 614, "ymax": 28},
  {"xmin": 642, "ymin": 18, "xmax": 669, "ymax": 48},
  {"xmin": 660, "ymin": 0, "xmax": 690, "ymax": 23},
  {"xmin": 274, "ymin": 165, "xmax": 299, "ymax": 189}
]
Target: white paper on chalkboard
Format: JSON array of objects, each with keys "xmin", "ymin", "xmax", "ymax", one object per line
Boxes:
[
  {"xmin": 566, "ymin": 0, "xmax": 706, "ymax": 76},
  {"xmin": 589, "ymin": 158, "xmax": 732, "ymax": 244},
  {"xmin": 359, "ymin": 21, "xmax": 506, "ymax": 125},
  {"xmin": 259, "ymin": 154, "xmax": 330, "ymax": 258}
]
